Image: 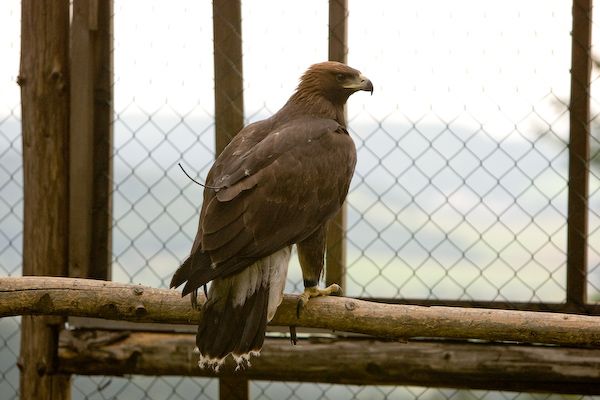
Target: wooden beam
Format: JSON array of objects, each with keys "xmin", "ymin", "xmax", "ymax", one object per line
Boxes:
[
  {"xmin": 326, "ymin": 0, "xmax": 349, "ymax": 294},
  {"xmin": 57, "ymin": 330, "xmax": 600, "ymax": 394},
  {"xmin": 566, "ymin": 0, "xmax": 592, "ymax": 311},
  {"xmin": 212, "ymin": 0, "xmax": 244, "ymax": 155},
  {"xmin": 212, "ymin": 1, "xmax": 245, "ymax": 397},
  {"xmin": 69, "ymin": 0, "xmax": 113, "ymax": 280},
  {"xmin": 18, "ymin": 1, "xmax": 72, "ymax": 398},
  {"xmin": 361, "ymin": 297, "xmax": 600, "ymax": 315},
  {"xmin": 328, "ymin": 0, "xmax": 348, "ymax": 63},
  {"xmin": 3, "ymin": 277, "xmax": 600, "ymax": 348},
  {"xmin": 219, "ymin": 376, "xmax": 249, "ymax": 400},
  {"xmin": 69, "ymin": 0, "xmax": 95, "ymax": 279},
  {"xmin": 90, "ymin": 0, "xmax": 113, "ymax": 280}
]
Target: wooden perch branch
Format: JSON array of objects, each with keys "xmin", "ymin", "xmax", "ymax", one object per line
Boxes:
[
  {"xmin": 2, "ymin": 276, "xmax": 600, "ymax": 347},
  {"xmin": 57, "ymin": 330, "xmax": 600, "ymax": 394}
]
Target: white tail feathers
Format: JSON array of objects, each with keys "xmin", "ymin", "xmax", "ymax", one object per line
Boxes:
[
  {"xmin": 197, "ymin": 350, "xmax": 261, "ymax": 371},
  {"xmin": 229, "ymin": 246, "xmax": 291, "ymax": 311}
]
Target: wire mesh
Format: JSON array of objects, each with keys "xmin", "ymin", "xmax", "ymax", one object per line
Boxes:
[
  {"xmin": 251, "ymin": 383, "xmax": 599, "ymax": 400},
  {"xmin": 344, "ymin": 0, "xmax": 574, "ymax": 302},
  {"xmin": 0, "ymin": 1, "xmax": 23, "ymax": 399},
  {"xmin": 1, "ymin": 0, "xmax": 600, "ymax": 399}
]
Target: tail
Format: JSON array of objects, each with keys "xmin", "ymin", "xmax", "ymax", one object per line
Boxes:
[
  {"xmin": 170, "ymin": 249, "xmax": 213, "ymax": 293},
  {"xmin": 195, "ymin": 247, "xmax": 291, "ymax": 370}
]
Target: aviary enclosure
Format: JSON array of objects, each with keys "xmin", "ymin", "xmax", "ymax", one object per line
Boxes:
[{"xmin": 0, "ymin": 0, "xmax": 599, "ymax": 399}]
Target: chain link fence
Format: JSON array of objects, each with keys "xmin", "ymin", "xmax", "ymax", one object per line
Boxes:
[
  {"xmin": 0, "ymin": 1, "xmax": 24, "ymax": 397},
  {"xmin": 1, "ymin": 0, "xmax": 600, "ymax": 399}
]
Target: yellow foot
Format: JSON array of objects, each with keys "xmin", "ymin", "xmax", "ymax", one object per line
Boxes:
[{"xmin": 296, "ymin": 284, "xmax": 341, "ymax": 317}]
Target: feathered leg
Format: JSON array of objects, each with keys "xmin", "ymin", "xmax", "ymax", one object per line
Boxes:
[{"xmin": 296, "ymin": 225, "xmax": 340, "ymax": 317}]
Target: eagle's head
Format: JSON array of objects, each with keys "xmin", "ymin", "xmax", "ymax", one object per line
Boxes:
[{"xmin": 297, "ymin": 61, "xmax": 373, "ymax": 105}]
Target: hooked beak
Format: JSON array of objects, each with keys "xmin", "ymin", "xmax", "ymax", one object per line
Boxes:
[
  {"xmin": 343, "ymin": 73, "xmax": 374, "ymax": 95},
  {"xmin": 359, "ymin": 74, "xmax": 374, "ymax": 95}
]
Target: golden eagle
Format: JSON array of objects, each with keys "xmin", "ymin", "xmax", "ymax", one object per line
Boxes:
[{"xmin": 171, "ymin": 61, "xmax": 373, "ymax": 369}]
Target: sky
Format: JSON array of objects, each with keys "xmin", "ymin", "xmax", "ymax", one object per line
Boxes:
[
  {"xmin": 105, "ymin": 0, "xmax": 575, "ymax": 131},
  {"xmin": 0, "ymin": 1, "xmax": 576, "ymax": 128}
]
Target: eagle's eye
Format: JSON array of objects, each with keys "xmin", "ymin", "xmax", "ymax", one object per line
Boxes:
[{"xmin": 335, "ymin": 73, "xmax": 346, "ymax": 82}]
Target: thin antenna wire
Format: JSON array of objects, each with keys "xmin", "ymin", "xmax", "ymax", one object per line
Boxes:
[{"xmin": 178, "ymin": 163, "xmax": 220, "ymax": 190}]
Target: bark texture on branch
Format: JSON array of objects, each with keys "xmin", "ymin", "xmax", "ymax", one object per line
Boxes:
[
  {"xmin": 2, "ymin": 276, "xmax": 600, "ymax": 347},
  {"xmin": 58, "ymin": 329, "xmax": 600, "ymax": 394}
]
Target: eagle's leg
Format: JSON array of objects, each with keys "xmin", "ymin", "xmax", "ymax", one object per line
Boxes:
[{"xmin": 296, "ymin": 225, "xmax": 340, "ymax": 317}]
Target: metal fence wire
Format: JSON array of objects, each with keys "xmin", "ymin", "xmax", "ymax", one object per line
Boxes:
[{"xmin": 1, "ymin": 0, "xmax": 600, "ymax": 399}]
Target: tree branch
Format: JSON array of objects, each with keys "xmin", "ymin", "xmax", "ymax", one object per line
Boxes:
[
  {"xmin": 2, "ymin": 276, "xmax": 600, "ymax": 347},
  {"xmin": 57, "ymin": 329, "xmax": 600, "ymax": 394}
]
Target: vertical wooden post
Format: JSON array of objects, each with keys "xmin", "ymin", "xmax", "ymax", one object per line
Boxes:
[
  {"xmin": 19, "ymin": 1, "xmax": 72, "ymax": 399},
  {"xmin": 69, "ymin": 0, "xmax": 113, "ymax": 280},
  {"xmin": 213, "ymin": 0, "xmax": 244, "ymax": 156},
  {"xmin": 69, "ymin": 0, "xmax": 95, "ymax": 280},
  {"xmin": 219, "ymin": 376, "xmax": 249, "ymax": 400},
  {"xmin": 566, "ymin": 0, "xmax": 592, "ymax": 311},
  {"xmin": 213, "ymin": 1, "xmax": 248, "ymax": 399},
  {"xmin": 326, "ymin": 0, "xmax": 349, "ymax": 293},
  {"xmin": 91, "ymin": 0, "xmax": 114, "ymax": 280},
  {"xmin": 328, "ymin": 0, "xmax": 349, "ymax": 63}
]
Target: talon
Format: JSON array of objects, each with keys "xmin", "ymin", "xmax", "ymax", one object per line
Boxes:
[
  {"xmin": 296, "ymin": 283, "xmax": 342, "ymax": 318},
  {"xmin": 289, "ymin": 326, "xmax": 297, "ymax": 345},
  {"xmin": 191, "ymin": 289, "xmax": 199, "ymax": 310},
  {"xmin": 329, "ymin": 283, "xmax": 342, "ymax": 295},
  {"xmin": 296, "ymin": 294, "xmax": 309, "ymax": 318}
]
